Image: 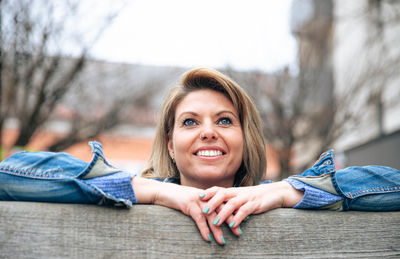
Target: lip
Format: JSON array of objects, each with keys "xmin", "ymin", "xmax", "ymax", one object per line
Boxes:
[{"xmin": 193, "ymin": 146, "xmax": 227, "ymax": 156}]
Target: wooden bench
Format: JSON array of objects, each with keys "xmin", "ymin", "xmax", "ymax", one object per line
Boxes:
[{"xmin": 1, "ymin": 201, "xmax": 399, "ymax": 258}]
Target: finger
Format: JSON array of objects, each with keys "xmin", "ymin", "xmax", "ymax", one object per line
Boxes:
[
  {"xmin": 204, "ymin": 189, "xmax": 235, "ymax": 216},
  {"xmin": 230, "ymin": 202, "xmax": 255, "ymax": 228},
  {"xmin": 189, "ymin": 207, "xmax": 213, "ymax": 243},
  {"xmin": 225, "ymin": 214, "xmax": 243, "ymax": 237},
  {"xmin": 215, "ymin": 197, "xmax": 245, "ymax": 227},
  {"xmin": 199, "ymin": 186, "xmax": 222, "ymax": 201},
  {"xmin": 206, "ymin": 212, "xmax": 226, "ymax": 245},
  {"xmin": 215, "ymin": 204, "xmax": 242, "ymax": 237}
]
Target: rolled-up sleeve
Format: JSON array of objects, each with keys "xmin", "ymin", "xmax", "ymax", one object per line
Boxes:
[
  {"xmin": 284, "ymin": 178, "xmax": 343, "ymax": 209},
  {"xmin": 85, "ymin": 171, "xmax": 137, "ymax": 205}
]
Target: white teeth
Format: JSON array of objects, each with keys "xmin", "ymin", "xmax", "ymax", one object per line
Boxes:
[{"xmin": 196, "ymin": 150, "xmax": 223, "ymax": 157}]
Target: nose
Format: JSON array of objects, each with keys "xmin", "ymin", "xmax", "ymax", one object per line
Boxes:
[{"xmin": 200, "ymin": 123, "xmax": 218, "ymax": 141}]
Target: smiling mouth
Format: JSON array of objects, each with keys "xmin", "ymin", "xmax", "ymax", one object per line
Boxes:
[{"xmin": 195, "ymin": 150, "xmax": 225, "ymax": 157}]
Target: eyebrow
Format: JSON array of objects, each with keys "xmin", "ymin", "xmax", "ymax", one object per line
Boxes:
[
  {"xmin": 176, "ymin": 110, "xmax": 239, "ymax": 121},
  {"xmin": 176, "ymin": 111, "xmax": 198, "ymax": 120},
  {"xmin": 216, "ymin": 110, "xmax": 239, "ymax": 119}
]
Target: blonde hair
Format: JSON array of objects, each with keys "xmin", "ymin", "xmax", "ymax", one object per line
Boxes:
[{"xmin": 141, "ymin": 68, "xmax": 266, "ymax": 186}]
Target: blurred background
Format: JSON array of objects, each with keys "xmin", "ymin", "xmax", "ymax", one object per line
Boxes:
[{"xmin": 1, "ymin": 0, "xmax": 399, "ymax": 180}]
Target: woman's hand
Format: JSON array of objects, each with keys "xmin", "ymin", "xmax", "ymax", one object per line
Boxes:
[
  {"xmin": 200, "ymin": 181, "xmax": 304, "ymax": 229},
  {"xmin": 131, "ymin": 176, "xmax": 228, "ymax": 245}
]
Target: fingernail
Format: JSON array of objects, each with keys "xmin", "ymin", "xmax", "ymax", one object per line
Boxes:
[
  {"xmin": 202, "ymin": 206, "xmax": 210, "ymax": 214},
  {"xmin": 229, "ymin": 221, "xmax": 235, "ymax": 228},
  {"xmin": 212, "ymin": 217, "xmax": 220, "ymax": 225},
  {"xmin": 239, "ymin": 227, "xmax": 243, "ymax": 235},
  {"xmin": 207, "ymin": 234, "xmax": 212, "ymax": 242},
  {"xmin": 221, "ymin": 236, "xmax": 226, "ymax": 245},
  {"xmin": 199, "ymin": 193, "xmax": 206, "ymax": 198}
]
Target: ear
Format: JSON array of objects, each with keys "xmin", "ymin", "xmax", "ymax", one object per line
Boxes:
[{"xmin": 167, "ymin": 138, "xmax": 174, "ymax": 159}]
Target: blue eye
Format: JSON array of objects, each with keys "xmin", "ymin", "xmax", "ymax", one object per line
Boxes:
[
  {"xmin": 183, "ymin": 118, "xmax": 196, "ymax": 126},
  {"xmin": 219, "ymin": 117, "xmax": 232, "ymax": 125}
]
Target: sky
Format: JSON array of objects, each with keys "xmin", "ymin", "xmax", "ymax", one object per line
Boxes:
[{"xmin": 89, "ymin": 0, "xmax": 297, "ymax": 72}]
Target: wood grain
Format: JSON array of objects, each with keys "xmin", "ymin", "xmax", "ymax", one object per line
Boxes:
[{"xmin": 0, "ymin": 202, "xmax": 399, "ymax": 258}]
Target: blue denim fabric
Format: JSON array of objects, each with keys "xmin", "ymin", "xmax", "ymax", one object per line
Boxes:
[
  {"xmin": 0, "ymin": 142, "xmax": 135, "ymax": 207},
  {"xmin": 289, "ymin": 150, "xmax": 400, "ymax": 211},
  {"xmin": 284, "ymin": 178, "xmax": 343, "ymax": 209}
]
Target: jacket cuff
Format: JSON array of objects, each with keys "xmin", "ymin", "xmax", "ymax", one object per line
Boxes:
[
  {"xmin": 284, "ymin": 178, "xmax": 343, "ymax": 209},
  {"xmin": 84, "ymin": 171, "xmax": 137, "ymax": 205}
]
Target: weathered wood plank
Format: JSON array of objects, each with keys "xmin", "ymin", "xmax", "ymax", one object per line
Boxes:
[{"xmin": 0, "ymin": 201, "xmax": 399, "ymax": 258}]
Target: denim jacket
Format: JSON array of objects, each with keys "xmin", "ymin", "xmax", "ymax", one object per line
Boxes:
[
  {"xmin": 1, "ymin": 142, "xmax": 399, "ymax": 211},
  {"xmin": 0, "ymin": 142, "xmax": 135, "ymax": 207},
  {"xmin": 287, "ymin": 150, "xmax": 400, "ymax": 211}
]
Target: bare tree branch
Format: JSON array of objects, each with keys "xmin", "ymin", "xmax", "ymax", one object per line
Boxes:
[{"xmin": 1, "ymin": 0, "xmax": 124, "ymax": 153}]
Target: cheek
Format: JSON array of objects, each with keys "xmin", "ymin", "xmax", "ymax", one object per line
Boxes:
[
  {"xmin": 234, "ymin": 140, "xmax": 244, "ymax": 163},
  {"xmin": 171, "ymin": 132, "xmax": 194, "ymax": 175},
  {"xmin": 232, "ymin": 130, "xmax": 244, "ymax": 153},
  {"xmin": 171, "ymin": 131, "xmax": 193, "ymax": 159},
  {"xmin": 227, "ymin": 130, "xmax": 244, "ymax": 163},
  {"xmin": 235, "ymin": 134, "xmax": 245, "ymax": 163}
]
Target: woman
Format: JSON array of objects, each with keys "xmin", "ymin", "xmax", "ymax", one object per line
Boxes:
[{"xmin": 1, "ymin": 68, "xmax": 399, "ymax": 246}]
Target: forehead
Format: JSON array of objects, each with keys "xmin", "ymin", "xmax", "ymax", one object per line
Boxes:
[{"xmin": 175, "ymin": 89, "xmax": 237, "ymax": 114}]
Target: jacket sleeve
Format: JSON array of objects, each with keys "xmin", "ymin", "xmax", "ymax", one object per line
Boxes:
[
  {"xmin": 284, "ymin": 178, "xmax": 343, "ymax": 209},
  {"xmin": 84, "ymin": 171, "xmax": 137, "ymax": 204},
  {"xmin": 287, "ymin": 150, "xmax": 400, "ymax": 211},
  {"xmin": 0, "ymin": 142, "xmax": 137, "ymax": 208}
]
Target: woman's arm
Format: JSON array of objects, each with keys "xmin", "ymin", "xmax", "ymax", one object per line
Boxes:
[{"xmin": 201, "ymin": 153, "xmax": 400, "ymax": 228}]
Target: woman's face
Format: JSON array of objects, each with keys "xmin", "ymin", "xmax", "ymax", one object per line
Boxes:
[{"xmin": 168, "ymin": 89, "xmax": 244, "ymax": 189}]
